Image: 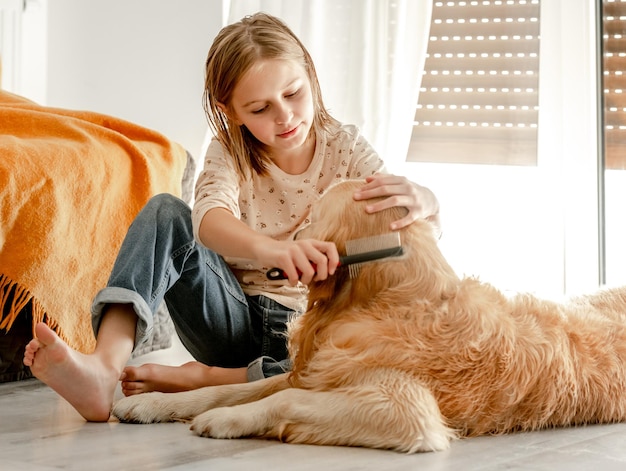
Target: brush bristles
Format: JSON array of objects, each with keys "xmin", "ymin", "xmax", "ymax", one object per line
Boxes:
[{"xmin": 345, "ymin": 232, "xmax": 402, "ymax": 279}]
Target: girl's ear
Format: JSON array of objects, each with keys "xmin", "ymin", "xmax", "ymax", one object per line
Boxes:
[{"xmin": 217, "ymin": 102, "xmax": 242, "ymax": 125}]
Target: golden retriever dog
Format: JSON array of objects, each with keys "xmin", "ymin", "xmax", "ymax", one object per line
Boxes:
[{"xmin": 112, "ymin": 180, "xmax": 626, "ymax": 453}]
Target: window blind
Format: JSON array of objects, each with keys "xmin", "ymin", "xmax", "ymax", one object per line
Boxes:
[
  {"xmin": 603, "ymin": 0, "xmax": 626, "ymax": 170},
  {"xmin": 407, "ymin": 0, "xmax": 540, "ymax": 165}
]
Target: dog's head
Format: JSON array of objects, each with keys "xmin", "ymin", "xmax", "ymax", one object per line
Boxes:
[
  {"xmin": 298, "ymin": 180, "xmax": 459, "ymax": 310},
  {"xmin": 288, "ymin": 180, "xmax": 460, "ymax": 382}
]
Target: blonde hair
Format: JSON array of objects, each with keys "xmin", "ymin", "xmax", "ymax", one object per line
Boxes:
[{"xmin": 203, "ymin": 12, "xmax": 337, "ymax": 180}]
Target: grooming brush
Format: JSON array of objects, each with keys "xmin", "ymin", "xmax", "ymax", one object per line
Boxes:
[{"xmin": 266, "ymin": 232, "xmax": 404, "ymax": 280}]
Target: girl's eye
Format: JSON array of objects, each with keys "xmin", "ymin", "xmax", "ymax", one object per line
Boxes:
[
  {"xmin": 286, "ymin": 90, "xmax": 300, "ymax": 99},
  {"xmin": 252, "ymin": 106, "xmax": 267, "ymax": 114}
]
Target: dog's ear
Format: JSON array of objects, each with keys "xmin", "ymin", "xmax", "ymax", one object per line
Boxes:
[{"xmin": 353, "ymin": 217, "xmax": 459, "ymax": 305}]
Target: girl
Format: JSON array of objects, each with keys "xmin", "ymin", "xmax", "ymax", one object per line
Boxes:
[{"xmin": 23, "ymin": 12, "xmax": 440, "ymax": 422}]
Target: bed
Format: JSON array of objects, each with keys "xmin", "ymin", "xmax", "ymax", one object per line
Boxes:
[{"xmin": 0, "ymin": 90, "xmax": 196, "ymax": 382}]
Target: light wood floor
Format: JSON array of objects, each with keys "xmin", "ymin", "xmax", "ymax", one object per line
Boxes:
[{"xmin": 3, "ymin": 336, "xmax": 626, "ymax": 470}]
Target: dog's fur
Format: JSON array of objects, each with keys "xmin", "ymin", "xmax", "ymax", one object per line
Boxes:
[{"xmin": 112, "ymin": 180, "xmax": 626, "ymax": 453}]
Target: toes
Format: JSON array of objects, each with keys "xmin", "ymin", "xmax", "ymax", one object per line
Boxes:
[
  {"xmin": 121, "ymin": 365, "xmax": 140, "ymax": 381},
  {"xmin": 23, "ymin": 339, "xmax": 42, "ymax": 366},
  {"xmin": 34, "ymin": 322, "xmax": 59, "ymax": 346},
  {"xmin": 121, "ymin": 385, "xmax": 145, "ymax": 397}
]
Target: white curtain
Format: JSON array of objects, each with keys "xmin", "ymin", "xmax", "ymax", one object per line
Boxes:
[{"xmin": 222, "ymin": 0, "xmax": 432, "ymax": 174}]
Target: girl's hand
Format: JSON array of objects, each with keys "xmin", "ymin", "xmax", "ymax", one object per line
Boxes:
[
  {"xmin": 353, "ymin": 174, "xmax": 441, "ymax": 231},
  {"xmin": 255, "ymin": 238, "xmax": 340, "ymax": 286}
]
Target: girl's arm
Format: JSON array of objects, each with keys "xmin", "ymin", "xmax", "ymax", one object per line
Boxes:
[{"xmin": 198, "ymin": 207, "xmax": 339, "ymax": 285}]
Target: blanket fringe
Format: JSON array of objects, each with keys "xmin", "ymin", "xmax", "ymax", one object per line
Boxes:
[{"xmin": 1, "ymin": 273, "xmax": 63, "ymax": 341}]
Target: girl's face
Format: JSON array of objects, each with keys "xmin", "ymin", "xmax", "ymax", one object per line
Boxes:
[{"xmin": 227, "ymin": 59, "xmax": 315, "ymax": 162}]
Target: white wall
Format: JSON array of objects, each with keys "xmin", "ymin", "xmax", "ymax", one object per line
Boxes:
[{"xmin": 37, "ymin": 0, "xmax": 222, "ymax": 160}]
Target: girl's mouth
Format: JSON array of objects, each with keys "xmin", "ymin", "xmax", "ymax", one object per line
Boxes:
[{"xmin": 278, "ymin": 124, "xmax": 299, "ymax": 138}]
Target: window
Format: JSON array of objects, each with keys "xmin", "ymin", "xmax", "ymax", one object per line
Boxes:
[
  {"xmin": 408, "ymin": 0, "xmax": 540, "ymax": 165},
  {"xmin": 602, "ymin": 0, "xmax": 626, "ymax": 286},
  {"xmin": 603, "ymin": 0, "xmax": 626, "ymax": 170},
  {"xmin": 403, "ymin": 0, "xmax": 604, "ymax": 296}
]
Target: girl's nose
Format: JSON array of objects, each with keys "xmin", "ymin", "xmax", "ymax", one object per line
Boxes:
[{"xmin": 275, "ymin": 102, "xmax": 292, "ymax": 124}]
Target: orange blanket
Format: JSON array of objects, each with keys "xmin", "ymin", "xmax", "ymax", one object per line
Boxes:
[{"xmin": 0, "ymin": 91, "xmax": 187, "ymax": 353}]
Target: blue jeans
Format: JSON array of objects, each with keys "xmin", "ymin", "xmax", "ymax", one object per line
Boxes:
[{"xmin": 91, "ymin": 194, "xmax": 292, "ymax": 380}]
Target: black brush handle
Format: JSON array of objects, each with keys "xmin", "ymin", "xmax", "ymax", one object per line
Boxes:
[{"xmin": 266, "ymin": 246, "xmax": 403, "ymax": 280}]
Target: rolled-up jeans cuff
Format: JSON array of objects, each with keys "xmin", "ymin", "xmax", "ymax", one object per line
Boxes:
[
  {"xmin": 246, "ymin": 357, "xmax": 266, "ymax": 382},
  {"xmin": 91, "ymin": 287, "xmax": 153, "ymax": 351},
  {"xmin": 247, "ymin": 356, "xmax": 292, "ymax": 382}
]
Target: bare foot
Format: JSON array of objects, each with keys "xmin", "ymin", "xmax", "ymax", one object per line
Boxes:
[
  {"xmin": 121, "ymin": 362, "xmax": 247, "ymax": 396},
  {"xmin": 23, "ymin": 323, "xmax": 120, "ymax": 422}
]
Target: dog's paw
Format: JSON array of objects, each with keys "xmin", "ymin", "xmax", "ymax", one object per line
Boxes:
[
  {"xmin": 190, "ymin": 405, "xmax": 267, "ymax": 439},
  {"xmin": 112, "ymin": 392, "xmax": 183, "ymax": 424}
]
